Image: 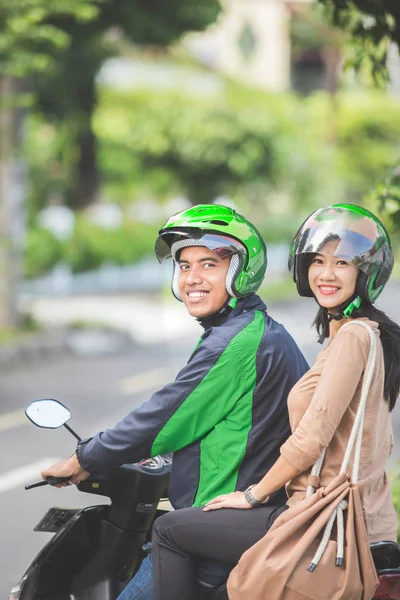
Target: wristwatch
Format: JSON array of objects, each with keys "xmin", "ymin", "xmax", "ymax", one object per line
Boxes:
[{"xmin": 244, "ymin": 485, "xmax": 268, "ymax": 508}]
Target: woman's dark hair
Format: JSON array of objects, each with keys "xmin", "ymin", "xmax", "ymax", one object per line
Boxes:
[{"xmin": 314, "ymin": 303, "xmax": 400, "ymax": 411}]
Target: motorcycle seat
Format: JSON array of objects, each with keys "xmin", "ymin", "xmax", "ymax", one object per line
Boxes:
[
  {"xmin": 197, "ymin": 559, "xmax": 232, "ymax": 589},
  {"xmin": 370, "ymin": 541, "xmax": 400, "ymax": 571},
  {"xmin": 196, "ymin": 541, "xmax": 400, "ymax": 598}
]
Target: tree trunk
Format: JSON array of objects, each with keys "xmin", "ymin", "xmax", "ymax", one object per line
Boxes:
[
  {"xmin": 322, "ymin": 44, "xmax": 342, "ymax": 143},
  {"xmin": 70, "ymin": 72, "xmax": 100, "ymax": 211},
  {"xmin": 0, "ymin": 76, "xmax": 24, "ymax": 328},
  {"xmin": 71, "ymin": 122, "xmax": 100, "ymax": 210}
]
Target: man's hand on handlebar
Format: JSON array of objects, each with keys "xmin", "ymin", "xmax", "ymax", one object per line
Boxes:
[{"xmin": 41, "ymin": 455, "xmax": 89, "ymax": 487}]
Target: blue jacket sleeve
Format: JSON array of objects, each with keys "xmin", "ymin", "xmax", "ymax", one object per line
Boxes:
[{"xmin": 77, "ymin": 335, "xmax": 243, "ymax": 474}]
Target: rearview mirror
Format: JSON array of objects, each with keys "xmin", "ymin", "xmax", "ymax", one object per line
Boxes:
[{"xmin": 26, "ymin": 399, "xmax": 71, "ymax": 429}]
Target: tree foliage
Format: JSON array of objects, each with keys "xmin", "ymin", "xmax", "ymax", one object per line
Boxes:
[
  {"xmin": 24, "ymin": 84, "xmax": 400, "ymax": 276},
  {"xmin": 24, "ymin": 0, "xmax": 221, "ymax": 209},
  {"xmin": 368, "ymin": 164, "xmax": 400, "ymax": 236},
  {"xmin": 24, "ymin": 218, "xmax": 157, "ymax": 277},
  {"xmin": 97, "ymin": 91, "xmax": 283, "ymax": 205},
  {"xmin": 0, "ymin": 0, "xmax": 101, "ymax": 76},
  {"xmin": 317, "ymin": 1, "xmax": 400, "ymax": 237},
  {"xmin": 26, "ymin": 87, "xmax": 400, "ymax": 210},
  {"xmin": 317, "ymin": 1, "xmax": 400, "ymax": 84},
  {"xmin": 0, "ymin": 1, "xmax": 221, "ymax": 210}
]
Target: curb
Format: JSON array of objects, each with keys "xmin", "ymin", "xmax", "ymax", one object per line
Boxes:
[
  {"xmin": 0, "ymin": 327, "xmax": 134, "ymax": 371},
  {"xmin": 0, "ymin": 330, "xmax": 70, "ymax": 371}
]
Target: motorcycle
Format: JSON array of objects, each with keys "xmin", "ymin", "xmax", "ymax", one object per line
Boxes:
[
  {"xmin": 9, "ymin": 398, "xmax": 400, "ymax": 600},
  {"xmin": 8, "ymin": 398, "xmax": 230, "ymax": 600}
]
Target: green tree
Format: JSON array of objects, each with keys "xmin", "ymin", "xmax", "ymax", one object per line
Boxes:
[
  {"xmin": 368, "ymin": 164, "xmax": 400, "ymax": 237},
  {"xmin": 317, "ymin": 0, "xmax": 400, "ymax": 84},
  {"xmin": 30, "ymin": 1, "xmax": 221, "ymax": 210},
  {"xmin": 0, "ymin": 0, "xmax": 100, "ymax": 328},
  {"xmin": 0, "ymin": 0, "xmax": 101, "ymax": 76},
  {"xmin": 94, "ymin": 87, "xmax": 328, "ymax": 209},
  {"xmin": 318, "ymin": 1, "xmax": 400, "ymax": 237}
]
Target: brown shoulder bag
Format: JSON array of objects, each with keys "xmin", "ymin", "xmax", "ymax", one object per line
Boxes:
[{"xmin": 227, "ymin": 321, "xmax": 380, "ymax": 600}]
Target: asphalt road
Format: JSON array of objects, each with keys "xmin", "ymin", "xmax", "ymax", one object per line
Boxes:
[
  {"xmin": 0, "ymin": 332, "xmax": 196, "ymax": 599},
  {"xmin": 1, "ymin": 287, "xmax": 400, "ymax": 598}
]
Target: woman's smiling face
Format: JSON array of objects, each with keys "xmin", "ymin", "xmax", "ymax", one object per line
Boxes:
[{"xmin": 308, "ymin": 243, "xmax": 359, "ymax": 312}]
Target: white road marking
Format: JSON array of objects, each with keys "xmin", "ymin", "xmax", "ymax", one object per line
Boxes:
[
  {"xmin": 0, "ymin": 458, "xmax": 62, "ymax": 494},
  {"xmin": 0, "ymin": 409, "xmax": 27, "ymax": 432},
  {"xmin": 118, "ymin": 367, "xmax": 173, "ymax": 396}
]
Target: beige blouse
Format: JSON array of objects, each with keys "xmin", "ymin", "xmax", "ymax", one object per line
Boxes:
[{"xmin": 280, "ymin": 318, "xmax": 398, "ymax": 543}]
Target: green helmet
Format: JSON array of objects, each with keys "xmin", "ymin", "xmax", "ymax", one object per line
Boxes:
[
  {"xmin": 155, "ymin": 204, "xmax": 267, "ymax": 301},
  {"xmin": 289, "ymin": 203, "xmax": 394, "ymax": 311}
]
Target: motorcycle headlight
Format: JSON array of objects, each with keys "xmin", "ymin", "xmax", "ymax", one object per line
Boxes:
[{"xmin": 9, "ymin": 575, "xmax": 27, "ymax": 600}]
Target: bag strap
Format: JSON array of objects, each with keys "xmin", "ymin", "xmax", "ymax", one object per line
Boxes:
[
  {"xmin": 340, "ymin": 321, "xmax": 377, "ymax": 481},
  {"xmin": 306, "ymin": 321, "xmax": 377, "ymax": 496},
  {"xmin": 306, "ymin": 321, "xmax": 378, "ymax": 573}
]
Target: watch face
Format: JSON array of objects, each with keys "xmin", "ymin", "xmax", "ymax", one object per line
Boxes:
[{"xmin": 244, "ymin": 485, "xmax": 257, "ymax": 506}]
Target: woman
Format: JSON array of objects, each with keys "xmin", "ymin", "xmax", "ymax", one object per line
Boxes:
[{"xmin": 151, "ymin": 204, "xmax": 400, "ymax": 600}]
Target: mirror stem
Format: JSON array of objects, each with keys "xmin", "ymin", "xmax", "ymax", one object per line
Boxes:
[{"xmin": 63, "ymin": 423, "xmax": 82, "ymax": 442}]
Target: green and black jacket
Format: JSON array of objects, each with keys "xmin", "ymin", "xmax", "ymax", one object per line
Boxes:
[{"xmin": 78, "ymin": 295, "xmax": 308, "ymax": 508}]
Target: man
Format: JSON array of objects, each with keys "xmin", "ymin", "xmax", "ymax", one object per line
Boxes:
[{"xmin": 42, "ymin": 204, "xmax": 308, "ymax": 600}]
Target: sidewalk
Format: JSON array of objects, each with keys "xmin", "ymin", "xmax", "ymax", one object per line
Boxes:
[
  {"xmin": 19, "ymin": 293, "xmax": 202, "ymax": 345},
  {"xmin": 12, "ymin": 279, "xmax": 400, "ymax": 369}
]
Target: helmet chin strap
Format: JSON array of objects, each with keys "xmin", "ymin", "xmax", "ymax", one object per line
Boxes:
[
  {"xmin": 196, "ymin": 296, "xmax": 237, "ymax": 330},
  {"xmin": 327, "ymin": 294, "xmax": 362, "ymax": 323},
  {"xmin": 316, "ymin": 294, "xmax": 362, "ymax": 344}
]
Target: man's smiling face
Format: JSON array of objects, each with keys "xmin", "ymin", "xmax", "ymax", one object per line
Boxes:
[{"xmin": 177, "ymin": 246, "xmax": 230, "ymax": 318}]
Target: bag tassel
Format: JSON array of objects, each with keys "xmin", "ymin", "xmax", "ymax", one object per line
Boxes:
[{"xmin": 307, "ymin": 500, "xmax": 348, "ymax": 572}]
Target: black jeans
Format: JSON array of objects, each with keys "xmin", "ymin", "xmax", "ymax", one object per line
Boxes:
[{"xmin": 152, "ymin": 503, "xmax": 287, "ymax": 600}]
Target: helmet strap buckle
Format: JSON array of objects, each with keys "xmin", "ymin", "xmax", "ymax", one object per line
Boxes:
[
  {"xmin": 229, "ymin": 298, "xmax": 238, "ymax": 309},
  {"xmin": 343, "ymin": 295, "xmax": 362, "ymax": 318}
]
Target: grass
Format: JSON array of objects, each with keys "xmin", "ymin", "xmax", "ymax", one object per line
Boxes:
[
  {"xmin": 0, "ymin": 312, "xmax": 40, "ymax": 345},
  {"xmin": 0, "ymin": 328, "xmax": 37, "ymax": 345},
  {"xmin": 390, "ymin": 464, "xmax": 400, "ymax": 543}
]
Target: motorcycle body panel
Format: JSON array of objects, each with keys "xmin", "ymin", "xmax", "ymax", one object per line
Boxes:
[{"xmin": 18, "ymin": 460, "xmax": 170, "ymax": 600}]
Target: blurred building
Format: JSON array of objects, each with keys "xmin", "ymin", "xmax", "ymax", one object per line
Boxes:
[
  {"xmin": 388, "ymin": 43, "xmax": 400, "ymax": 95},
  {"xmin": 183, "ymin": 0, "xmax": 338, "ymax": 94},
  {"xmin": 99, "ymin": 0, "xmax": 327, "ymax": 96},
  {"xmin": 99, "ymin": 0, "xmax": 400, "ymax": 97},
  {"xmin": 184, "ymin": 0, "xmax": 292, "ymax": 92},
  {"xmin": 184, "ymin": 0, "xmax": 400, "ymax": 96}
]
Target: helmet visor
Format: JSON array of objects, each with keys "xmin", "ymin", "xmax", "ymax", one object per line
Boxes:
[
  {"xmin": 155, "ymin": 230, "xmax": 247, "ymax": 263},
  {"xmin": 290, "ymin": 207, "xmax": 387, "ymax": 275}
]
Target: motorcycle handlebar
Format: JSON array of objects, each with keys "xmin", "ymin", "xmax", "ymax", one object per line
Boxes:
[
  {"xmin": 24, "ymin": 456, "xmax": 172, "ymax": 491},
  {"xmin": 25, "ymin": 476, "xmax": 71, "ymax": 490}
]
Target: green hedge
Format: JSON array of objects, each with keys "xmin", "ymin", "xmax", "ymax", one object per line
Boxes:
[
  {"xmin": 23, "ymin": 85, "xmax": 400, "ymax": 277},
  {"xmin": 95, "ymin": 89, "xmax": 291, "ymax": 205},
  {"xmin": 391, "ymin": 465, "xmax": 400, "ymax": 543},
  {"xmin": 25, "ymin": 227, "xmax": 64, "ymax": 279},
  {"xmin": 24, "ymin": 212, "xmax": 306, "ymax": 279},
  {"xmin": 93, "ymin": 87, "xmax": 400, "ymax": 212},
  {"xmin": 24, "ymin": 218, "xmax": 156, "ymax": 278},
  {"xmin": 25, "ymin": 87, "xmax": 400, "ymax": 218}
]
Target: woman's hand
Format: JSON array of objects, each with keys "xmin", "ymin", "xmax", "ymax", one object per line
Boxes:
[{"xmin": 203, "ymin": 491, "xmax": 252, "ymax": 512}]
